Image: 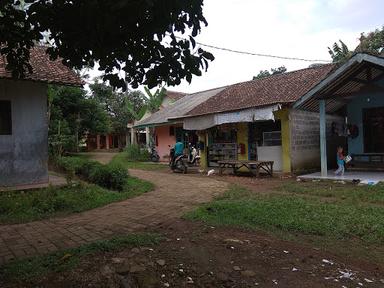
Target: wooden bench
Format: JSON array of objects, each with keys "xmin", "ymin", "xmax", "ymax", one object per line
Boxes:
[
  {"xmin": 348, "ymin": 153, "xmax": 384, "ymax": 171},
  {"xmin": 218, "ymin": 160, "xmax": 274, "ymax": 177}
]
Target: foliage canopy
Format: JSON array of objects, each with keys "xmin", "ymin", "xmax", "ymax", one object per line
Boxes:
[
  {"xmin": 0, "ymin": 0, "xmax": 214, "ymax": 89},
  {"xmin": 329, "ymin": 26, "xmax": 384, "ymax": 63},
  {"xmin": 253, "ymin": 66, "xmax": 287, "ymax": 80}
]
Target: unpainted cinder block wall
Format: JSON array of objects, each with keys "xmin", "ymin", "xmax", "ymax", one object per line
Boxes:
[
  {"xmin": 0, "ymin": 80, "xmax": 48, "ymax": 187},
  {"xmin": 290, "ymin": 109, "xmax": 345, "ymax": 173}
]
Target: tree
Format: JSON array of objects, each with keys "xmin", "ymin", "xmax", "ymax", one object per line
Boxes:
[
  {"xmin": 356, "ymin": 26, "xmax": 384, "ymax": 55},
  {"xmin": 328, "ymin": 27, "xmax": 384, "ymax": 63},
  {"xmin": 89, "ymin": 82, "xmax": 146, "ymax": 133},
  {"xmin": 253, "ymin": 66, "xmax": 287, "ymax": 80},
  {"xmin": 143, "ymin": 87, "xmax": 167, "ymax": 113},
  {"xmin": 328, "ymin": 40, "xmax": 352, "ymax": 63},
  {"xmin": 48, "ymin": 85, "xmax": 110, "ymax": 155},
  {"xmin": 0, "ymin": 0, "xmax": 214, "ymax": 90}
]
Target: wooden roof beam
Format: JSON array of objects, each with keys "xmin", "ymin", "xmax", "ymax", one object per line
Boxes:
[
  {"xmin": 372, "ymin": 71, "xmax": 384, "ymax": 82},
  {"xmin": 351, "ymin": 78, "xmax": 369, "ymax": 84}
]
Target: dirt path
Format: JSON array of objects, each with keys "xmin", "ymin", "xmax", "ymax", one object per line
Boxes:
[
  {"xmin": 4, "ymin": 220, "xmax": 383, "ymax": 288},
  {"xmin": 0, "ymin": 170, "xmax": 227, "ymax": 265}
]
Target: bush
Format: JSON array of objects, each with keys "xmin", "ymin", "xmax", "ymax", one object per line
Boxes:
[
  {"xmin": 78, "ymin": 160, "xmax": 103, "ymax": 179},
  {"xmin": 89, "ymin": 164, "xmax": 127, "ymax": 191},
  {"xmin": 57, "ymin": 156, "xmax": 128, "ymax": 191},
  {"xmin": 125, "ymin": 144, "xmax": 150, "ymax": 161},
  {"xmin": 56, "ymin": 156, "xmax": 88, "ymax": 174}
]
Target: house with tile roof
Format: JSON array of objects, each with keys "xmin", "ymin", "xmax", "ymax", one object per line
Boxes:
[
  {"xmin": 137, "ymin": 63, "xmax": 345, "ymax": 172},
  {"xmin": 132, "ymin": 53, "xmax": 384, "ymax": 177},
  {"xmin": 0, "ymin": 47, "xmax": 83, "ymax": 188},
  {"xmin": 134, "ymin": 87, "xmax": 226, "ymax": 161},
  {"xmin": 293, "ymin": 53, "xmax": 384, "ymax": 180},
  {"xmin": 176, "ymin": 63, "xmax": 345, "ymax": 173}
]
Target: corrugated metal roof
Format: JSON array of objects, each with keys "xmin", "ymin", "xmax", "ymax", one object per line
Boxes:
[
  {"xmin": 294, "ymin": 53, "xmax": 384, "ymax": 113},
  {"xmin": 134, "ymin": 86, "xmax": 227, "ymax": 127},
  {"xmin": 166, "ymin": 91, "xmax": 186, "ymax": 101}
]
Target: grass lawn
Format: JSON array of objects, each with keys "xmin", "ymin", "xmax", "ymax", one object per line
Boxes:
[
  {"xmin": 111, "ymin": 151, "xmax": 168, "ymax": 171},
  {"xmin": 0, "ymin": 177, "xmax": 153, "ymax": 224},
  {"xmin": 279, "ymin": 180, "xmax": 384, "ymax": 204},
  {"xmin": 0, "ymin": 233, "xmax": 162, "ymax": 281},
  {"xmin": 185, "ymin": 182, "xmax": 384, "ymax": 263}
]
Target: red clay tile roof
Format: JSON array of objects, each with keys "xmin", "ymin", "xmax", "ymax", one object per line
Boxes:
[
  {"xmin": 0, "ymin": 46, "xmax": 83, "ymax": 86},
  {"xmin": 186, "ymin": 64, "xmax": 336, "ymax": 117},
  {"xmin": 166, "ymin": 90, "xmax": 186, "ymax": 101}
]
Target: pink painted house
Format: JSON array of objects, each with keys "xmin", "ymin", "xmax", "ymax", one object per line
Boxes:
[
  {"xmin": 135, "ymin": 87, "xmax": 225, "ymax": 162},
  {"xmin": 153, "ymin": 125, "xmax": 182, "ymax": 161}
]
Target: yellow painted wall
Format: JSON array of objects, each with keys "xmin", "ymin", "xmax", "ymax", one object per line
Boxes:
[
  {"xmin": 237, "ymin": 123, "xmax": 249, "ymax": 161},
  {"xmin": 198, "ymin": 123, "xmax": 248, "ymax": 171},
  {"xmin": 274, "ymin": 109, "xmax": 291, "ymax": 173}
]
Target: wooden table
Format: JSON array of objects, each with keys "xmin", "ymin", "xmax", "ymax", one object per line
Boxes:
[{"xmin": 218, "ymin": 160, "xmax": 274, "ymax": 177}]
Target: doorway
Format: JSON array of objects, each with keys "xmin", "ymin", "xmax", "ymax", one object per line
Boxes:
[{"xmin": 363, "ymin": 107, "xmax": 384, "ymax": 153}]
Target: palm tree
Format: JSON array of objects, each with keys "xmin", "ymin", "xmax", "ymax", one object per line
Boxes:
[
  {"xmin": 328, "ymin": 40, "xmax": 352, "ymax": 63},
  {"xmin": 125, "ymin": 86, "xmax": 167, "ymax": 147},
  {"xmin": 143, "ymin": 86, "xmax": 167, "ymax": 113}
]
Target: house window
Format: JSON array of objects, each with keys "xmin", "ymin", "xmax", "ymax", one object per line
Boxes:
[{"xmin": 0, "ymin": 100, "xmax": 12, "ymax": 135}]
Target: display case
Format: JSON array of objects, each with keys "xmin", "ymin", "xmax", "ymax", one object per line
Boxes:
[
  {"xmin": 208, "ymin": 143, "xmax": 237, "ymax": 166},
  {"xmin": 249, "ymin": 143, "xmax": 258, "ymax": 161},
  {"xmin": 263, "ymin": 131, "xmax": 282, "ymax": 146}
]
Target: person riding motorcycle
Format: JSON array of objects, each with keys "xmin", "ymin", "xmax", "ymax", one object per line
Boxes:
[
  {"xmin": 170, "ymin": 140, "xmax": 187, "ymax": 173},
  {"xmin": 174, "ymin": 141, "xmax": 184, "ymax": 158}
]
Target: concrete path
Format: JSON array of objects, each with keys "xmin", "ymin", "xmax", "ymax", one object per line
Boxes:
[{"xmin": 0, "ymin": 169, "xmax": 227, "ymax": 264}]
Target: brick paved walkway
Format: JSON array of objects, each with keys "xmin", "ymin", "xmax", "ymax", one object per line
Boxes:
[{"xmin": 0, "ymin": 169, "xmax": 227, "ymax": 264}]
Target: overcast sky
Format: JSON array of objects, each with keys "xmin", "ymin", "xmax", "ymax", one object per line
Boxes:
[{"xmin": 89, "ymin": 0, "xmax": 384, "ymax": 94}]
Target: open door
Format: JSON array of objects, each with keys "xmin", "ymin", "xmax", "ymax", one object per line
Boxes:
[{"xmin": 363, "ymin": 107, "xmax": 384, "ymax": 153}]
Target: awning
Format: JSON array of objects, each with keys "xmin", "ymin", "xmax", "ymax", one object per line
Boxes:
[{"xmin": 183, "ymin": 104, "xmax": 280, "ymax": 130}]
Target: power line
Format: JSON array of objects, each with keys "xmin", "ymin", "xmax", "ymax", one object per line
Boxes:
[{"xmin": 175, "ymin": 36, "xmax": 331, "ymax": 63}]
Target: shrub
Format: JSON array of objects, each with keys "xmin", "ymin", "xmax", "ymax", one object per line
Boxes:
[
  {"xmin": 125, "ymin": 144, "xmax": 150, "ymax": 161},
  {"xmin": 78, "ymin": 160, "xmax": 103, "ymax": 179},
  {"xmin": 89, "ymin": 164, "xmax": 127, "ymax": 191},
  {"xmin": 56, "ymin": 156, "xmax": 88, "ymax": 174},
  {"xmin": 56, "ymin": 156, "xmax": 128, "ymax": 191}
]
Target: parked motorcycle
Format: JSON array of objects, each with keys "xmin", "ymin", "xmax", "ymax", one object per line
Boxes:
[
  {"xmin": 149, "ymin": 146, "xmax": 160, "ymax": 162},
  {"xmin": 188, "ymin": 145, "xmax": 201, "ymax": 166},
  {"xmin": 169, "ymin": 146, "xmax": 188, "ymax": 173}
]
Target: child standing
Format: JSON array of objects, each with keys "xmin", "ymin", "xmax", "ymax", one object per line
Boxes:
[{"xmin": 335, "ymin": 146, "xmax": 345, "ymax": 176}]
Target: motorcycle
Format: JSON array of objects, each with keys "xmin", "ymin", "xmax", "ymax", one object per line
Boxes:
[
  {"xmin": 149, "ymin": 146, "xmax": 160, "ymax": 162},
  {"xmin": 188, "ymin": 145, "xmax": 201, "ymax": 166},
  {"xmin": 169, "ymin": 146, "xmax": 188, "ymax": 173}
]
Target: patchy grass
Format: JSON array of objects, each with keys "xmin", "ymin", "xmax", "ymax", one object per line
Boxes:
[
  {"xmin": 0, "ymin": 233, "xmax": 162, "ymax": 281},
  {"xmin": 185, "ymin": 184, "xmax": 384, "ymax": 245},
  {"xmin": 279, "ymin": 180, "xmax": 384, "ymax": 204},
  {"xmin": 0, "ymin": 178, "xmax": 153, "ymax": 224},
  {"xmin": 111, "ymin": 151, "xmax": 167, "ymax": 171}
]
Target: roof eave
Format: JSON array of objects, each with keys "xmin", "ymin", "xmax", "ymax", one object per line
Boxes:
[
  {"xmin": 293, "ymin": 53, "xmax": 384, "ymax": 109},
  {"xmin": 133, "ymin": 120, "xmax": 182, "ymax": 129},
  {"xmin": 0, "ymin": 76, "xmax": 84, "ymax": 87},
  {"xmin": 178, "ymin": 101, "xmax": 293, "ymax": 120}
]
